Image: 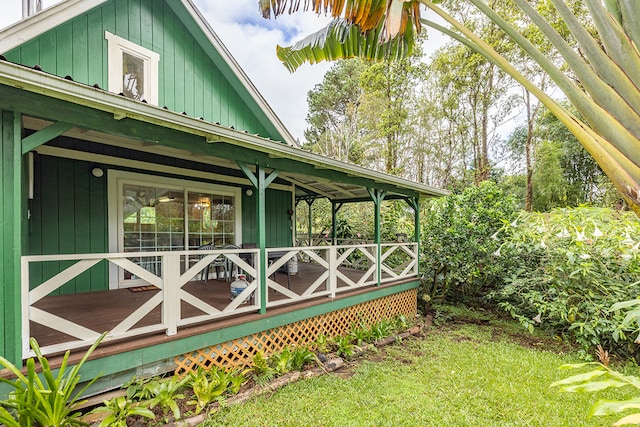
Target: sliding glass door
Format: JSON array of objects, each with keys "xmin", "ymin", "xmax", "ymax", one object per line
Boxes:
[{"xmin": 109, "ymin": 171, "xmax": 241, "ymax": 287}]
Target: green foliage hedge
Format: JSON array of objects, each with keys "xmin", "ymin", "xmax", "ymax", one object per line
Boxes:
[
  {"xmin": 492, "ymin": 207, "xmax": 640, "ymax": 360},
  {"xmin": 420, "ymin": 181, "xmax": 519, "ymax": 304},
  {"xmin": 420, "ymin": 184, "xmax": 640, "ymax": 359}
]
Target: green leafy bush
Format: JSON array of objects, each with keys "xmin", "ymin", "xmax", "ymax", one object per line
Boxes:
[
  {"xmin": 290, "ymin": 347, "xmax": 317, "ymax": 371},
  {"xmin": 0, "ymin": 333, "xmax": 106, "ymax": 427},
  {"xmin": 90, "ymin": 396, "xmax": 154, "ymax": 427},
  {"xmin": 137, "ymin": 376, "xmax": 188, "ymax": 422},
  {"xmin": 187, "ymin": 367, "xmax": 234, "ymax": 414},
  {"xmin": 420, "ymin": 181, "xmax": 518, "ymax": 306},
  {"xmin": 492, "ymin": 207, "xmax": 640, "ymax": 359}
]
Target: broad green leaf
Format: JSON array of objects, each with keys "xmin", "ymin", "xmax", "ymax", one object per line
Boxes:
[
  {"xmin": 561, "ymin": 379, "xmax": 627, "ymax": 393},
  {"xmin": 550, "ymin": 369, "xmax": 606, "ymax": 387},
  {"xmin": 610, "ymin": 299, "xmax": 640, "ymax": 311},
  {"xmin": 591, "ymin": 398, "xmax": 640, "ymax": 417},
  {"xmin": 277, "ymin": 18, "xmax": 415, "ymax": 72},
  {"xmin": 557, "ymin": 362, "xmax": 601, "ymax": 370}
]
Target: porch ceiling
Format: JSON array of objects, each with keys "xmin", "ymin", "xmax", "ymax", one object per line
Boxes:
[{"xmin": 0, "ymin": 60, "xmax": 448, "ymax": 202}]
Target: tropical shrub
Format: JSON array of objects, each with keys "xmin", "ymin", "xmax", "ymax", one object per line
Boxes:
[
  {"xmin": 290, "ymin": 347, "xmax": 317, "ymax": 371},
  {"xmin": 137, "ymin": 375, "xmax": 188, "ymax": 422},
  {"xmin": 492, "ymin": 207, "xmax": 640, "ymax": 359},
  {"xmin": 0, "ymin": 333, "xmax": 106, "ymax": 427},
  {"xmin": 249, "ymin": 351, "xmax": 277, "ymax": 383},
  {"xmin": 332, "ymin": 335, "xmax": 357, "ymax": 359},
  {"xmin": 420, "ymin": 181, "xmax": 519, "ymax": 306},
  {"xmin": 90, "ymin": 396, "xmax": 154, "ymax": 427},
  {"xmin": 187, "ymin": 367, "xmax": 235, "ymax": 414}
]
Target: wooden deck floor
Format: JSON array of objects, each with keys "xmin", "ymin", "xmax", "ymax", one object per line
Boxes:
[{"xmin": 29, "ymin": 262, "xmax": 397, "ymax": 356}]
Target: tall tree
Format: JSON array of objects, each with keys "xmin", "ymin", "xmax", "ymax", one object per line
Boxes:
[
  {"xmin": 259, "ymin": 0, "xmax": 640, "ymax": 215},
  {"xmin": 304, "ymin": 59, "xmax": 367, "ymax": 164},
  {"xmin": 358, "ymin": 45, "xmax": 426, "ymax": 175},
  {"xmin": 427, "ymin": 39, "xmax": 515, "ymax": 185}
]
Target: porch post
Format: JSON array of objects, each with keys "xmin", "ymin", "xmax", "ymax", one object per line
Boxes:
[
  {"xmin": 1, "ymin": 110, "xmax": 24, "ymax": 366},
  {"xmin": 256, "ymin": 167, "xmax": 267, "ymax": 314},
  {"xmin": 406, "ymin": 196, "xmax": 421, "ymax": 273},
  {"xmin": 237, "ymin": 163, "xmax": 279, "ymax": 315},
  {"xmin": 306, "ymin": 198, "xmax": 314, "ymax": 246},
  {"xmin": 331, "ymin": 201, "xmax": 343, "ymax": 246},
  {"xmin": 367, "ymin": 189, "xmax": 385, "ymax": 286}
]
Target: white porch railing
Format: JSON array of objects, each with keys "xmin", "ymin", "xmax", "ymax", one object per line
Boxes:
[{"xmin": 20, "ymin": 242, "xmax": 418, "ymax": 358}]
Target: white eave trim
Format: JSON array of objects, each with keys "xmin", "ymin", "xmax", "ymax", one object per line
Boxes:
[{"xmin": 0, "ymin": 0, "xmax": 108, "ymax": 54}]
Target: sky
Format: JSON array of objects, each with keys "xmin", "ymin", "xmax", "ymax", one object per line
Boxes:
[{"xmin": 0, "ymin": 1, "xmax": 450, "ymax": 144}]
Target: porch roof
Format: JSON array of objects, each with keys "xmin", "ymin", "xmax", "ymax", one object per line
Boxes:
[{"xmin": 0, "ymin": 59, "xmax": 448, "ymax": 201}]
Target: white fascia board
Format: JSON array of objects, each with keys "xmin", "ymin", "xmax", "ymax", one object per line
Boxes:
[
  {"xmin": 0, "ymin": 0, "xmax": 108, "ymax": 54},
  {"xmin": 0, "ymin": 60, "xmax": 448, "ymax": 199},
  {"xmin": 177, "ymin": 0, "xmax": 298, "ymax": 147}
]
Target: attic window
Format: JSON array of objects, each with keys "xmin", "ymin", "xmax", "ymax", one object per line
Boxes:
[{"xmin": 105, "ymin": 32, "xmax": 159, "ymax": 105}]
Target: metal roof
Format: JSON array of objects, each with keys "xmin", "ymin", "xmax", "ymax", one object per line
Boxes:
[
  {"xmin": 0, "ymin": 59, "xmax": 448, "ymax": 201},
  {"xmin": 0, "ymin": 0, "xmax": 448, "ymax": 201}
]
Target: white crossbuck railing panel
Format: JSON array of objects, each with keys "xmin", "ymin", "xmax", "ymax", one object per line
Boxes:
[
  {"xmin": 20, "ymin": 243, "xmax": 418, "ymax": 358},
  {"xmin": 335, "ymin": 244, "xmax": 378, "ymax": 288},
  {"xmin": 380, "ymin": 243, "xmax": 419, "ymax": 283},
  {"xmin": 265, "ymin": 247, "xmax": 332, "ymax": 308}
]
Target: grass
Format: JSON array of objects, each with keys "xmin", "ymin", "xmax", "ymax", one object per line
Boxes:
[{"xmin": 201, "ymin": 309, "xmax": 638, "ymax": 426}]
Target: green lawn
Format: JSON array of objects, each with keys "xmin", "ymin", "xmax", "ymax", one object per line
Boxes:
[{"xmin": 202, "ymin": 312, "xmax": 638, "ymax": 426}]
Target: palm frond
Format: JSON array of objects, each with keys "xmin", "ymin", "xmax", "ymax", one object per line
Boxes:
[
  {"xmin": 276, "ymin": 17, "xmax": 415, "ymax": 71},
  {"xmin": 260, "ymin": 0, "xmax": 421, "ymax": 37}
]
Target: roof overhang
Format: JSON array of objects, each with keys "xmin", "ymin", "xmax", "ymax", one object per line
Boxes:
[{"xmin": 0, "ymin": 60, "xmax": 448, "ymax": 202}]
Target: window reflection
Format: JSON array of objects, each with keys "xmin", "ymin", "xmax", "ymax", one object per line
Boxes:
[{"xmin": 122, "ymin": 52, "xmax": 145, "ymax": 101}]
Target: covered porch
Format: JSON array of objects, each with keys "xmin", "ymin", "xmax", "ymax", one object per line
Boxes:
[
  {"xmin": 0, "ymin": 58, "xmax": 446, "ymax": 390},
  {"xmin": 23, "ymin": 242, "xmax": 418, "ymax": 358}
]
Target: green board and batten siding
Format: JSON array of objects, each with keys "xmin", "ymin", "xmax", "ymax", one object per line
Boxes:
[
  {"xmin": 28, "ymin": 153, "xmax": 292, "ymax": 294},
  {"xmin": 242, "ymin": 189, "xmax": 293, "ymax": 248},
  {"xmin": 28, "ymin": 155, "xmax": 109, "ymax": 294},
  {"xmin": 3, "ymin": 0, "xmax": 280, "ymax": 141}
]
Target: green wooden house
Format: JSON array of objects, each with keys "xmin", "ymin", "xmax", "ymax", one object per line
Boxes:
[{"xmin": 0, "ymin": 0, "xmax": 446, "ymax": 396}]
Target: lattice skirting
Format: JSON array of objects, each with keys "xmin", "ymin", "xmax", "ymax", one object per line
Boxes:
[{"xmin": 174, "ymin": 288, "xmax": 417, "ymax": 375}]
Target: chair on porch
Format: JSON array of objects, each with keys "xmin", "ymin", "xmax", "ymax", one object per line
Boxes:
[
  {"xmin": 198, "ymin": 244, "xmax": 228, "ymax": 284},
  {"xmin": 268, "ymin": 251, "xmax": 291, "ymax": 290},
  {"xmin": 222, "ymin": 244, "xmax": 241, "ymax": 280}
]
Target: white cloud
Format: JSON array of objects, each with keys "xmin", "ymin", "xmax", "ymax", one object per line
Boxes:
[{"xmin": 0, "ymin": 0, "xmax": 332, "ymax": 143}]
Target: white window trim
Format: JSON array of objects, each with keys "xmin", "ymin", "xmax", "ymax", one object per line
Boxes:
[
  {"xmin": 105, "ymin": 31, "xmax": 160, "ymax": 105},
  {"xmin": 107, "ymin": 170, "xmax": 242, "ymax": 289}
]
